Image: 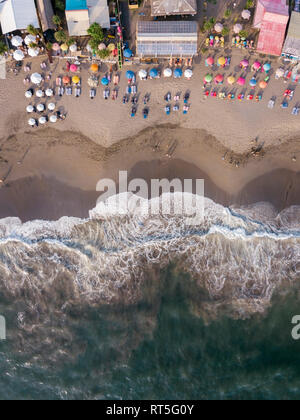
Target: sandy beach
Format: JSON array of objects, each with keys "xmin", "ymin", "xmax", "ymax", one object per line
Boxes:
[{"xmin": 0, "ymin": 50, "xmax": 300, "ymax": 221}]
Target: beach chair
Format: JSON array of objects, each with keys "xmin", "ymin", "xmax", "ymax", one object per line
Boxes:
[
  {"xmin": 268, "ymin": 99, "xmax": 275, "ymax": 109},
  {"xmin": 165, "ymin": 106, "xmax": 171, "ymax": 115},
  {"xmin": 90, "ymin": 89, "xmax": 96, "ymax": 99}
]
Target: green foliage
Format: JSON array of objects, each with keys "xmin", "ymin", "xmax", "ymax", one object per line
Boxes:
[
  {"xmin": 29, "ymin": 42, "xmax": 38, "ymax": 48},
  {"xmin": 239, "ymin": 30, "xmax": 249, "ymax": 39},
  {"xmin": 87, "ymin": 23, "xmax": 104, "ymax": 43},
  {"xmin": 89, "ymin": 38, "xmax": 100, "ymax": 52},
  {"xmin": 52, "ymin": 15, "xmax": 62, "ymax": 28},
  {"xmin": 66, "ymin": 38, "xmax": 76, "ymax": 47},
  {"xmin": 246, "ymin": 0, "xmax": 254, "ymax": 8},
  {"xmin": 203, "ymin": 17, "xmax": 216, "ymax": 32},
  {"xmin": 97, "ymin": 49, "xmax": 110, "ymax": 59},
  {"xmin": 55, "ymin": 30, "xmax": 67, "ymax": 43},
  {"xmin": 27, "ymin": 25, "xmax": 39, "ymax": 36},
  {"xmin": 55, "ymin": 0, "xmax": 65, "ymax": 12},
  {"xmin": 224, "ymin": 9, "xmax": 232, "ymax": 19},
  {"xmin": 222, "ymin": 27, "xmax": 230, "ymax": 37},
  {"xmin": 46, "ymin": 42, "xmax": 53, "ymax": 51},
  {"xmin": 0, "ymin": 41, "xmax": 8, "ymax": 55}
]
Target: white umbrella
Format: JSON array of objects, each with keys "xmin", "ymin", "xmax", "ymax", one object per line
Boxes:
[
  {"xmin": 69, "ymin": 44, "xmax": 77, "ymax": 53},
  {"xmin": 28, "ymin": 47, "xmax": 40, "ymax": 57},
  {"xmin": 25, "ymin": 90, "xmax": 33, "ymax": 99},
  {"xmin": 48, "ymin": 103, "xmax": 56, "ymax": 111},
  {"xmin": 39, "ymin": 116, "xmax": 47, "ymax": 125},
  {"xmin": 45, "ymin": 88, "xmax": 54, "ymax": 97},
  {"xmin": 163, "ymin": 68, "xmax": 172, "ymax": 78},
  {"xmin": 36, "ymin": 90, "xmax": 44, "ymax": 98},
  {"xmin": 276, "ymin": 68, "xmax": 285, "ymax": 78},
  {"xmin": 86, "ymin": 44, "xmax": 93, "ymax": 52},
  {"xmin": 37, "ymin": 104, "xmax": 45, "ymax": 112},
  {"xmin": 31, "ymin": 73, "xmax": 42, "ymax": 85},
  {"xmin": 184, "ymin": 69, "xmax": 193, "ymax": 79},
  {"xmin": 242, "ymin": 10, "xmax": 251, "ymax": 20},
  {"xmin": 26, "ymin": 105, "xmax": 34, "ymax": 113},
  {"xmin": 234, "ymin": 24, "xmax": 243, "ymax": 34},
  {"xmin": 139, "ymin": 69, "xmax": 147, "ymax": 79},
  {"xmin": 28, "ymin": 118, "xmax": 36, "ymax": 126},
  {"xmin": 13, "ymin": 50, "xmax": 25, "ymax": 61},
  {"xmin": 50, "ymin": 115, "xmax": 58, "ymax": 123},
  {"xmin": 214, "ymin": 23, "xmax": 224, "ymax": 33},
  {"xmin": 11, "ymin": 36, "xmax": 23, "ymax": 47},
  {"xmin": 24, "ymin": 34, "xmax": 37, "ymax": 46}
]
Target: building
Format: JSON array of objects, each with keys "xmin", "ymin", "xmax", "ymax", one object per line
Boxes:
[
  {"xmin": 66, "ymin": 0, "xmax": 110, "ymax": 37},
  {"xmin": 253, "ymin": 0, "xmax": 289, "ymax": 56},
  {"xmin": 137, "ymin": 21, "xmax": 198, "ymax": 58},
  {"xmin": 36, "ymin": 0, "xmax": 55, "ymax": 33},
  {"xmin": 0, "ymin": 0, "xmax": 39, "ymax": 34},
  {"xmin": 150, "ymin": 0, "xmax": 197, "ymax": 17},
  {"xmin": 282, "ymin": 3, "xmax": 300, "ymax": 61}
]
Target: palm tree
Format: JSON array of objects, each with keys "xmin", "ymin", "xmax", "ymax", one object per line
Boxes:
[
  {"xmin": 27, "ymin": 24, "xmax": 39, "ymax": 36},
  {"xmin": 54, "ymin": 30, "xmax": 67, "ymax": 43},
  {"xmin": 52, "ymin": 15, "xmax": 62, "ymax": 29},
  {"xmin": 0, "ymin": 41, "xmax": 8, "ymax": 56}
]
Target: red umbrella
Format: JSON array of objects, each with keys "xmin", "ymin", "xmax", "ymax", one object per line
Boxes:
[
  {"xmin": 63, "ymin": 76, "xmax": 70, "ymax": 85},
  {"xmin": 206, "ymin": 57, "xmax": 214, "ymax": 66},
  {"xmin": 215, "ymin": 74, "xmax": 224, "ymax": 84},
  {"xmin": 70, "ymin": 64, "xmax": 78, "ymax": 73},
  {"xmin": 237, "ymin": 77, "xmax": 246, "ymax": 86}
]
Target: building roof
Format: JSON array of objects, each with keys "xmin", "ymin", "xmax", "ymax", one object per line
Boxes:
[
  {"xmin": 151, "ymin": 0, "xmax": 197, "ymax": 16},
  {"xmin": 88, "ymin": 0, "xmax": 110, "ymax": 29},
  {"xmin": 66, "ymin": 0, "xmax": 88, "ymax": 11},
  {"xmin": 66, "ymin": 0, "xmax": 110, "ymax": 36},
  {"xmin": 137, "ymin": 21, "xmax": 198, "ymax": 57},
  {"xmin": 282, "ymin": 12, "xmax": 300, "ymax": 58},
  {"xmin": 0, "ymin": 0, "xmax": 39, "ymax": 34},
  {"xmin": 36, "ymin": 0, "xmax": 55, "ymax": 32}
]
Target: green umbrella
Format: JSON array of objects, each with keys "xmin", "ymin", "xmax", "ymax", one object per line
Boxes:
[{"xmin": 204, "ymin": 74, "xmax": 213, "ymax": 83}]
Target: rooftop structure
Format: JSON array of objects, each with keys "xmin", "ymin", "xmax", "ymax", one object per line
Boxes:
[
  {"xmin": 137, "ymin": 20, "xmax": 198, "ymax": 58},
  {"xmin": 253, "ymin": 0, "xmax": 289, "ymax": 56},
  {"xmin": 65, "ymin": 0, "xmax": 110, "ymax": 37},
  {"xmin": 282, "ymin": 11, "xmax": 300, "ymax": 61},
  {"xmin": 36, "ymin": 0, "xmax": 55, "ymax": 32},
  {"xmin": 150, "ymin": 0, "xmax": 197, "ymax": 16},
  {"xmin": 0, "ymin": 0, "xmax": 39, "ymax": 34}
]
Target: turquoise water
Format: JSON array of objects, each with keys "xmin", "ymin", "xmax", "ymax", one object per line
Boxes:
[{"xmin": 1, "ymin": 267, "xmax": 300, "ymax": 400}]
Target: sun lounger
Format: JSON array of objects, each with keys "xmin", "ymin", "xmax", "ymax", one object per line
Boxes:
[
  {"xmin": 90, "ymin": 89, "xmax": 96, "ymax": 99},
  {"xmin": 268, "ymin": 100, "xmax": 275, "ymax": 109},
  {"xmin": 292, "ymin": 106, "xmax": 299, "ymax": 115},
  {"xmin": 165, "ymin": 106, "xmax": 171, "ymax": 115},
  {"xmin": 66, "ymin": 87, "xmax": 72, "ymax": 96},
  {"xmin": 75, "ymin": 87, "xmax": 81, "ymax": 98},
  {"xmin": 131, "ymin": 85, "xmax": 137, "ymax": 94},
  {"xmin": 126, "ymin": 86, "xmax": 132, "ymax": 95}
]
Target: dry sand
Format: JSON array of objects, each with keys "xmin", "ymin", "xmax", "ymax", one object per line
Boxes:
[{"xmin": 0, "ymin": 51, "xmax": 299, "ymax": 221}]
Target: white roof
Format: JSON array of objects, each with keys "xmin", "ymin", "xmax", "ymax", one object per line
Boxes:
[
  {"xmin": 0, "ymin": 0, "xmax": 39, "ymax": 34},
  {"xmin": 66, "ymin": 0, "xmax": 110, "ymax": 36},
  {"xmin": 88, "ymin": 0, "xmax": 110, "ymax": 30}
]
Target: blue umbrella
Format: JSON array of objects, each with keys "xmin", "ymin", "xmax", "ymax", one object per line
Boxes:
[
  {"xmin": 250, "ymin": 78, "xmax": 257, "ymax": 87},
  {"xmin": 263, "ymin": 63, "xmax": 271, "ymax": 72},
  {"xmin": 101, "ymin": 77, "xmax": 109, "ymax": 86},
  {"xmin": 126, "ymin": 70, "xmax": 135, "ymax": 80},
  {"xmin": 149, "ymin": 68, "xmax": 158, "ymax": 78},
  {"xmin": 174, "ymin": 68, "xmax": 183, "ymax": 78},
  {"xmin": 124, "ymin": 49, "xmax": 133, "ymax": 58}
]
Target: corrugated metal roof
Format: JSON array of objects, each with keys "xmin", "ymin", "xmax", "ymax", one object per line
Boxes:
[
  {"xmin": 257, "ymin": 20, "xmax": 287, "ymax": 56},
  {"xmin": 0, "ymin": 0, "xmax": 39, "ymax": 34},
  {"xmin": 36, "ymin": 0, "xmax": 55, "ymax": 32},
  {"xmin": 151, "ymin": 0, "xmax": 197, "ymax": 16},
  {"xmin": 282, "ymin": 12, "xmax": 300, "ymax": 58},
  {"xmin": 138, "ymin": 20, "xmax": 198, "ymax": 34}
]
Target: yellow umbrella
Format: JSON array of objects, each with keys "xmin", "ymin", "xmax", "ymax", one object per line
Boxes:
[
  {"xmin": 90, "ymin": 63, "xmax": 99, "ymax": 73},
  {"xmin": 218, "ymin": 57, "xmax": 226, "ymax": 66},
  {"xmin": 107, "ymin": 43, "xmax": 115, "ymax": 52},
  {"xmin": 72, "ymin": 75, "xmax": 80, "ymax": 84},
  {"xmin": 227, "ymin": 76, "xmax": 236, "ymax": 85},
  {"xmin": 61, "ymin": 43, "xmax": 68, "ymax": 52}
]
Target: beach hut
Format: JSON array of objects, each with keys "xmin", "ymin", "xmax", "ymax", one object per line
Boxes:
[
  {"xmin": 205, "ymin": 57, "xmax": 214, "ymax": 67},
  {"xmin": 11, "ymin": 36, "xmax": 23, "ymax": 47},
  {"xmin": 50, "ymin": 115, "xmax": 58, "ymax": 123},
  {"xmin": 250, "ymin": 78, "xmax": 257, "ymax": 87},
  {"xmin": 101, "ymin": 77, "xmax": 109, "ymax": 86},
  {"xmin": 28, "ymin": 48, "xmax": 40, "ymax": 57},
  {"xmin": 174, "ymin": 68, "xmax": 183, "ymax": 78},
  {"xmin": 204, "ymin": 74, "xmax": 213, "ymax": 83},
  {"xmin": 126, "ymin": 70, "xmax": 135, "ymax": 80},
  {"xmin": 46, "ymin": 89, "xmax": 54, "ymax": 97},
  {"xmin": 218, "ymin": 57, "xmax": 226, "ymax": 67},
  {"xmin": 184, "ymin": 69, "xmax": 193, "ymax": 79},
  {"xmin": 215, "ymin": 74, "xmax": 224, "ymax": 84},
  {"xmin": 25, "ymin": 90, "xmax": 33, "ymax": 98},
  {"xmin": 124, "ymin": 49, "xmax": 133, "ymax": 58},
  {"xmin": 39, "ymin": 116, "xmax": 47, "ymax": 125},
  {"xmin": 36, "ymin": 90, "xmax": 44, "ymax": 98},
  {"xmin": 48, "ymin": 103, "xmax": 56, "ymax": 111},
  {"xmin": 240, "ymin": 59, "xmax": 249, "ymax": 69},
  {"xmin": 242, "ymin": 10, "xmax": 251, "ymax": 20},
  {"xmin": 13, "ymin": 50, "xmax": 25, "ymax": 61},
  {"xmin": 24, "ymin": 35, "xmax": 37, "ymax": 46},
  {"xmin": 37, "ymin": 104, "xmax": 45, "ymax": 112},
  {"xmin": 26, "ymin": 105, "xmax": 34, "ymax": 113},
  {"xmin": 149, "ymin": 68, "xmax": 159, "ymax": 78},
  {"xmin": 214, "ymin": 23, "xmax": 223, "ymax": 33},
  {"xmin": 163, "ymin": 68, "xmax": 172, "ymax": 78},
  {"xmin": 31, "ymin": 73, "xmax": 42, "ymax": 85},
  {"xmin": 28, "ymin": 118, "xmax": 36, "ymax": 126},
  {"xmin": 233, "ymin": 24, "xmax": 243, "ymax": 34},
  {"xmin": 227, "ymin": 76, "xmax": 236, "ymax": 85},
  {"xmin": 237, "ymin": 77, "xmax": 246, "ymax": 86},
  {"xmin": 139, "ymin": 69, "xmax": 148, "ymax": 80}
]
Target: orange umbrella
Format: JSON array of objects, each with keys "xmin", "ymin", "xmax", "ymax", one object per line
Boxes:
[
  {"xmin": 90, "ymin": 63, "xmax": 99, "ymax": 73},
  {"xmin": 259, "ymin": 80, "xmax": 268, "ymax": 89},
  {"xmin": 63, "ymin": 76, "xmax": 70, "ymax": 85}
]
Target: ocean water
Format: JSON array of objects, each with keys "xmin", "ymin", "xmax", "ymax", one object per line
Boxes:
[{"xmin": 0, "ymin": 195, "xmax": 299, "ymax": 400}]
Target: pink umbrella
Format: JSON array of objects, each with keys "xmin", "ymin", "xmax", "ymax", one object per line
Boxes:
[
  {"xmin": 206, "ymin": 57, "xmax": 214, "ymax": 66},
  {"xmin": 253, "ymin": 61, "xmax": 261, "ymax": 71},
  {"xmin": 240, "ymin": 59, "xmax": 249, "ymax": 68},
  {"xmin": 215, "ymin": 74, "xmax": 224, "ymax": 84},
  {"xmin": 52, "ymin": 43, "xmax": 60, "ymax": 51},
  {"xmin": 237, "ymin": 77, "xmax": 246, "ymax": 86},
  {"xmin": 70, "ymin": 64, "xmax": 78, "ymax": 73}
]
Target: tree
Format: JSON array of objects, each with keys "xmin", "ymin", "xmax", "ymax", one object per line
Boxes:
[
  {"xmin": 97, "ymin": 49, "xmax": 110, "ymax": 59},
  {"xmin": 89, "ymin": 38, "xmax": 100, "ymax": 52},
  {"xmin": 66, "ymin": 37, "xmax": 76, "ymax": 47},
  {"xmin": 224, "ymin": 9, "xmax": 232, "ymax": 19},
  {"xmin": 239, "ymin": 30, "xmax": 249, "ymax": 39},
  {"xmin": 87, "ymin": 23, "xmax": 104, "ymax": 43},
  {"xmin": 27, "ymin": 25, "xmax": 39, "ymax": 36},
  {"xmin": 52, "ymin": 15, "xmax": 62, "ymax": 28},
  {"xmin": 55, "ymin": 30, "xmax": 67, "ymax": 43},
  {"xmin": 0, "ymin": 41, "xmax": 8, "ymax": 56},
  {"xmin": 55, "ymin": 0, "xmax": 65, "ymax": 12},
  {"xmin": 222, "ymin": 27, "xmax": 230, "ymax": 37},
  {"xmin": 203, "ymin": 17, "xmax": 216, "ymax": 32},
  {"xmin": 246, "ymin": 0, "xmax": 254, "ymax": 8}
]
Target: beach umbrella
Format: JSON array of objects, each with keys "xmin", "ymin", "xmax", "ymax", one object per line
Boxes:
[
  {"xmin": 276, "ymin": 68, "xmax": 285, "ymax": 78},
  {"xmin": 88, "ymin": 76, "xmax": 98, "ymax": 88},
  {"xmin": 25, "ymin": 90, "xmax": 33, "ymax": 99},
  {"xmin": 237, "ymin": 77, "xmax": 246, "ymax": 86},
  {"xmin": 124, "ymin": 48, "xmax": 133, "ymax": 58},
  {"xmin": 184, "ymin": 69, "xmax": 193, "ymax": 79},
  {"xmin": 90, "ymin": 63, "xmax": 99, "ymax": 73},
  {"xmin": 50, "ymin": 115, "xmax": 58, "ymax": 123},
  {"xmin": 69, "ymin": 44, "xmax": 77, "ymax": 53},
  {"xmin": 233, "ymin": 24, "xmax": 243, "ymax": 34},
  {"xmin": 63, "ymin": 76, "xmax": 70, "ymax": 85},
  {"xmin": 28, "ymin": 47, "xmax": 40, "ymax": 57},
  {"xmin": 149, "ymin": 68, "xmax": 158, "ymax": 78},
  {"xmin": 242, "ymin": 10, "xmax": 251, "ymax": 20},
  {"xmin": 28, "ymin": 118, "xmax": 36, "ymax": 126},
  {"xmin": 263, "ymin": 63, "xmax": 271, "ymax": 72},
  {"xmin": 214, "ymin": 23, "xmax": 223, "ymax": 33},
  {"xmin": 70, "ymin": 64, "xmax": 78, "ymax": 73},
  {"xmin": 24, "ymin": 34, "xmax": 37, "ymax": 46},
  {"xmin": 206, "ymin": 57, "xmax": 214, "ymax": 67},
  {"xmin": 46, "ymin": 88, "xmax": 54, "ymax": 97},
  {"xmin": 163, "ymin": 68, "xmax": 172, "ymax": 78},
  {"xmin": 31, "ymin": 73, "xmax": 42, "ymax": 85},
  {"xmin": 259, "ymin": 80, "xmax": 268, "ymax": 89},
  {"xmin": 11, "ymin": 36, "xmax": 23, "ymax": 47},
  {"xmin": 174, "ymin": 68, "xmax": 183, "ymax": 78},
  {"xmin": 240, "ymin": 59, "xmax": 249, "ymax": 68},
  {"xmin": 250, "ymin": 78, "xmax": 257, "ymax": 87},
  {"xmin": 39, "ymin": 116, "xmax": 47, "ymax": 125},
  {"xmin": 72, "ymin": 75, "xmax": 80, "ymax": 84},
  {"xmin": 227, "ymin": 76, "xmax": 236, "ymax": 85},
  {"xmin": 215, "ymin": 74, "xmax": 224, "ymax": 84},
  {"xmin": 48, "ymin": 103, "xmax": 56, "ymax": 111},
  {"xmin": 101, "ymin": 77, "xmax": 109, "ymax": 86},
  {"xmin": 218, "ymin": 57, "xmax": 226, "ymax": 67},
  {"xmin": 13, "ymin": 50, "xmax": 25, "ymax": 61},
  {"xmin": 253, "ymin": 61, "xmax": 261, "ymax": 71},
  {"xmin": 61, "ymin": 44, "xmax": 68, "ymax": 52},
  {"xmin": 108, "ymin": 43, "xmax": 115, "ymax": 52},
  {"xmin": 26, "ymin": 105, "xmax": 34, "ymax": 113},
  {"xmin": 126, "ymin": 70, "xmax": 135, "ymax": 80},
  {"xmin": 37, "ymin": 104, "xmax": 45, "ymax": 112},
  {"xmin": 36, "ymin": 90, "xmax": 44, "ymax": 98},
  {"xmin": 139, "ymin": 69, "xmax": 147, "ymax": 79},
  {"xmin": 98, "ymin": 43, "xmax": 106, "ymax": 51},
  {"xmin": 204, "ymin": 74, "xmax": 213, "ymax": 83},
  {"xmin": 52, "ymin": 43, "xmax": 60, "ymax": 52}
]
